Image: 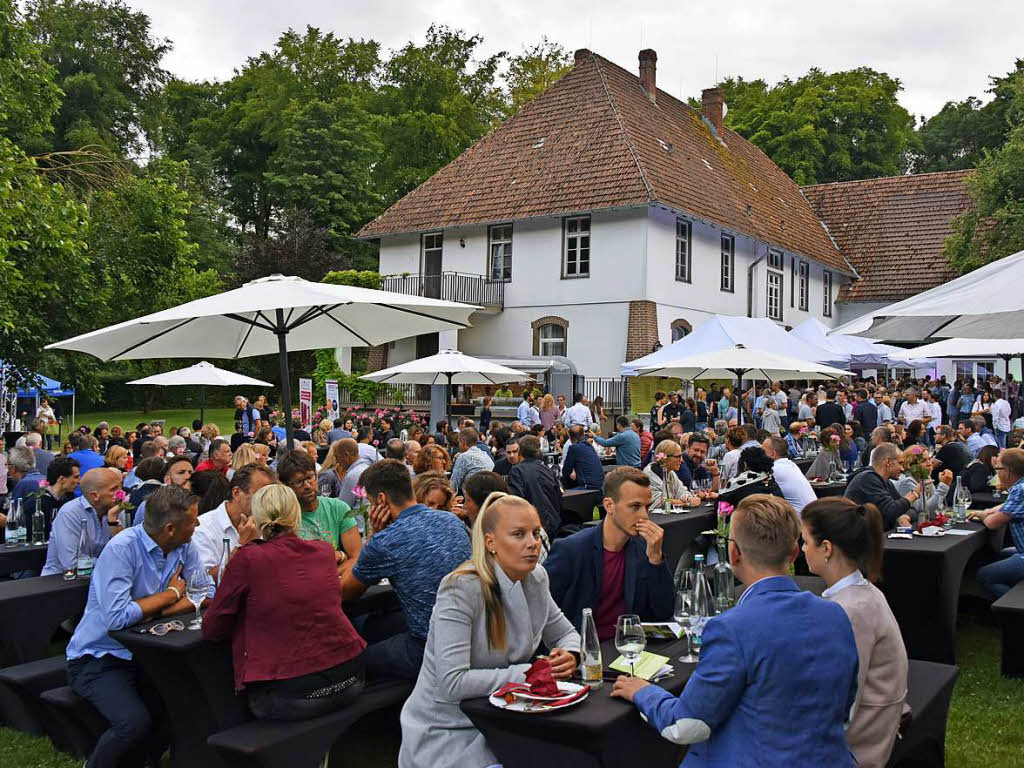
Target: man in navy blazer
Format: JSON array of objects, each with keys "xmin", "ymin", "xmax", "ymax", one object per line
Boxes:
[
  {"xmin": 544, "ymin": 467, "xmax": 673, "ymax": 640},
  {"xmin": 612, "ymin": 494, "xmax": 859, "ymax": 767}
]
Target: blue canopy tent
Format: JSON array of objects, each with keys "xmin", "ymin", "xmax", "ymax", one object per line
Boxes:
[{"xmin": 12, "ymin": 370, "xmax": 75, "ymax": 437}]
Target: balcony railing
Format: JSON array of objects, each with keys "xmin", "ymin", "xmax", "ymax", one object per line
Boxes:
[{"xmin": 379, "ymin": 272, "xmax": 504, "ymax": 309}]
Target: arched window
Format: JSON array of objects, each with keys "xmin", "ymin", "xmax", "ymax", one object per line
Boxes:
[
  {"xmin": 670, "ymin": 318, "xmax": 692, "ymax": 343},
  {"xmin": 531, "ymin": 316, "xmax": 568, "ymax": 356}
]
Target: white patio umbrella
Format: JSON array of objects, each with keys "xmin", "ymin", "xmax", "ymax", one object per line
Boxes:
[
  {"xmin": 47, "ymin": 274, "xmax": 478, "ymax": 444},
  {"xmin": 126, "ymin": 361, "xmax": 273, "ymax": 425},
  {"xmin": 830, "ymin": 248, "xmax": 1024, "ymax": 342},
  {"xmin": 361, "ymin": 349, "xmax": 531, "ymax": 424},
  {"xmin": 636, "ymin": 344, "xmax": 848, "ymax": 423}
]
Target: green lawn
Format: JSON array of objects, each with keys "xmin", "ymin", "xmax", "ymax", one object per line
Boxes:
[
  {"xmin": 67, "ymin": 408, "xmax": 239, "ymax": 436},
  {"xmin": 1, "ymin": 617, "xmax": 1021, "ymax": 768}
]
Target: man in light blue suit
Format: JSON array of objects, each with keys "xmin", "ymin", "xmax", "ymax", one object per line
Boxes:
[{"xmin": 613, "ymin": 493, "xmax": 859, "ymax": 767}]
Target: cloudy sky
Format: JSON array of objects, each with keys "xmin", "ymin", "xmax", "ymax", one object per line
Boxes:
[{"xmin": 127, "ymin": 0, "xmax": 1021, "ymax": 120}]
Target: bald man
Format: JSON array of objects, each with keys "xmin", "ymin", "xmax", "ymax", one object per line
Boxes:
[
  {"xmin": 844, "ymin": 442, "xmax": 920, "ymax": 530},
  {"xmin": 42, "ymin": 467, "xmax": 126, "ymax": 575},
  {"xmin": 328, "ymin": 438, "xmax": 373, "ymax": 509}
]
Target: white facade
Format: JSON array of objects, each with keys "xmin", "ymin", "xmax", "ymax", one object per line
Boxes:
[{"xmin": 374, "ymin": 205, "xmax": 852, "ymax": 377}]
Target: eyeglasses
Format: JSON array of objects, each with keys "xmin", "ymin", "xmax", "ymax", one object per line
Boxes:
[
  {"xmin": 141, "ymin": 620, "xmax": 184, "ymax": 636},
  {"xmin": 286, "ymin": 474, "xmax": 317, "ymax": 488}
]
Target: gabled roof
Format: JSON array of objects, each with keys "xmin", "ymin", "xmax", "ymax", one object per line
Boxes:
[
  {"xmin": 358, "ymin": 50, "xmax": 852, "ymax": 275},
  {"xmin": 802, "ymin": 170, "xmax": 974, "ymax": 303}
]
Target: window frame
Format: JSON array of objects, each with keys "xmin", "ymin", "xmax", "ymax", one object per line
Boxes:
[
  {"xmin": 561, "ymin": 215, "xmax": 591, "ymax": 279},
  {"xmin": 720, "ymin": 233, "xmax": 735, "ymax": 293},
  {"xmin": 675, "ymin": 218, "xmax": 692, "ymax": 283},
  {"xmin": 487, "ymin": 223, "xmax": 513, "ymax": 282},
  {"xmin": 538, "ymin": 323, "xmax": 567, "ymax": 357},
  {"xmin": 798, "ymin": 261, "xmax": 809, "ymax": 311},
  {"xmin": 766, "ymin": 270, "xmax": 783, "ymax": 321},
  {"xmin": 767, "ymin": 248, "xmax": 783, "ymax": 271},
  {"xmin": 823, "ymin": 269, "xmax": 833, "ymax": 318}
]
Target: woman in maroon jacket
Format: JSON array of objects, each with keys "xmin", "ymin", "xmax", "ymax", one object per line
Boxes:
[{"xmin": 202, "ymin": 484, "xmax": 366, "ymax": 720}]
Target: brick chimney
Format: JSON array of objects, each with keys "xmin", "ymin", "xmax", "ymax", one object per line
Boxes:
[
  {"xmin": 639, "ymin": 49, "xmax": 657, "ymax": 101},
  {"xmin": 702, "ymin": 87, "xmax": 724, "ymax": 134},
  {"xmin": 574, "ymin": 48, "xmax": 590, "ymax": 65}
]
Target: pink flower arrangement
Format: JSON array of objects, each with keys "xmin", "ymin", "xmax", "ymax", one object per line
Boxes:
[
  {"xmin": 351, "ymin": 485, "xmax": 367, "ymax": 500},
  {"xmin": 38, "ymin": 479, "xmax": 49, "ymax": 489},
  {"xmin": 718, "ymin": 501, "xmax": 735, "ymax": 518},
  {"xmin": 113, "ymin": 490, "xmax": 127, "ymax": 503}
]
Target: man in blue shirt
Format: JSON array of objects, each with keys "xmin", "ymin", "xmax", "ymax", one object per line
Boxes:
[
  {"xmin": 611, "ymin": 494, "xmax": 858, "ymax": 767},
  {"xmin": 42, "ymin": 468, "xmax": 124, "ymax": 576},
  {"xmin": 449, "ymin": 427, "xmax": 494, "ymax": 494},
  {"xmin": 595, "ymin": 416, "xmax": 642, "ymax": 467},
  {"xmin": 66, "ymin": 485, "xmax": 212, "ymax": 768},
  {"xmin": 959, "ymin": 418, "xmax": 996, "ymax": 458},
  {"xmin": 341, "ymin": 460, "xmax": 471, "ymax": 681},
  {"xmin": 975, "ymin": 449, "xmax": 1024, "ymax": 598},
  {"xmin": 68, "ymin": 434, "xmax": 106, "ymax": 493},
  {"xmin": 516, "ymin": 392, "xmax": 536, "ymax": 428},
  {"xmin": 326, "ymin": 417, "xmax": 352, "ymax": 444},
  {"xmin": 561, "ymin": 425, "xmax": 604, "ymax": 490}
]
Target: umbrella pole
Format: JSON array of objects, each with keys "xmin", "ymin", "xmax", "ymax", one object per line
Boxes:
[
  {"xmin": 199, "ymin": 384, "xmax": 206, "ymax": 427},
  {"xmin": 446, "ymin": 372, "xmax": 453, "ymax": 431},
  {"xmin": 275, "ymin": 309, "xmax": 294, "ymax": 448}
]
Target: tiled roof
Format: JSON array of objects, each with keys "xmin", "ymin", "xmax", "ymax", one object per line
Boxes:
[
  {"xmin": 358, "ymin": 50, "xmax": 852, "ymax": 275},
  {"xmin": 803, "ymin": 170, "xmax": 975, "ymax": 303}
]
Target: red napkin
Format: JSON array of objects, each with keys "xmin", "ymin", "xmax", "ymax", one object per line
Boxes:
[{"xmin": 525, "ymin": 658, "xmax": 559, "ymax": 696}]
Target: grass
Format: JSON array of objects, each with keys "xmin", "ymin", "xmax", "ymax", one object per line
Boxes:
[
  {"xmin": 2, "ymin": 617, "xmax": 1021, "ymax": 768},
  {"xmin": 66, "ymin": 408, "xmax": 239, "ymax": 436}
]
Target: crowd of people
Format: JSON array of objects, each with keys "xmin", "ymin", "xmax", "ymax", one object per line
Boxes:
[{"xmin": 0, "ymin": 376, "xmax": 1021, "ymax": 768}]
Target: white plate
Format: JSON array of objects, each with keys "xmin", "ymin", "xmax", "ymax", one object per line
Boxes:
[
  {"xmin": 488, "ymin": 681, "xmax": 588, "ymax": 713},
  {"xmin": 912, "ymin": 529, "xmax": 946, "ymax": 537}
]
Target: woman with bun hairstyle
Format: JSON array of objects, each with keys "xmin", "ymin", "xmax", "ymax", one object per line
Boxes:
[
  {"xmin": 399, "ymin": 493, "xmax": 580, "ymax": 768},
  {"xmin": 801, "ymin": 497, "xmax": 908, "ymax": 768},
  {"xmin": 202, "ymin": 484, "xmax": 366, "ymax": 720}
]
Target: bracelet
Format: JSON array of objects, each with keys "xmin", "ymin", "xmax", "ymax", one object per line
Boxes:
[{"xmin": 167, "ymin": 586, "xmax": 181, "ymax": 600}]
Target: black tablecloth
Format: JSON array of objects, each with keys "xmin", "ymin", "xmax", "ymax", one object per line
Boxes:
[
  {"xmin": 969, "ymin": 491, "xmax": 1002, "ymax": 508},
  {"xmin": 882, "ymin": 523, "xmax": 990, "ymax": 664},
  {"xmin": 809, "ymin": 481, "xmax": 848, "ymax": 498},
  {"xmin": 794, "ymin": 457, "xmax": 814, "ymax": 472},
  {"xmin": 992, "ymin": 583, "xmax": 1024, "ymax": 677},
  {"xmin": 0, "ymin": 543, "xmax": 47, "ymax": 577},
  {"xmin": 560, "ymin": 489, "xmax": 602, "ymax": 526},
  {"xmin": 585, "ymin": 505, "xmax": 717, "ymax": 573},
  {"xmin": 0, "ymin": 574, "xmax": 89, "ymax": 666},
  {"xmin": 461, "ymin": 637, "xmax": 693, "ymax": 768},
  {"xmin": 109, "ymin": 584, "xmax": 398, "ymax": 768}
]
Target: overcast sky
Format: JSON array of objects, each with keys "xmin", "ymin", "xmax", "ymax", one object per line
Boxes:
[{"xmin": 127, "ymin": 0, "xmax": 1022, "ymax": 120}]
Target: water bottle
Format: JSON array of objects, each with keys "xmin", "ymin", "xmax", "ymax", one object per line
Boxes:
[
  {"xmin": 713, "ymin": 546, "xmax": 735, "ymax": 612},
  {"xmin": 6, "ymin": 500, "xmax": 26, "ymax": 545},
  {"xmin": 953, "ymin": 476, "xmax": 970, "ymax": 523},
  {"xmin": 31, "ymin": 505, "xmax": 45, "ymax": 545},
  {"xmin": 216, "ymin": 537, "xmax": 232, "ymax": 588},
  {"xmin": 579, "ymin": 607, "xmax": 603, "ymax": 689},
  {"xmin": 689, "ymin": 555, "xmax": 715, "ymax": 655},
  {"xmin": 76, "ymin": 518, "xmax": 94, "ymax": 578}
]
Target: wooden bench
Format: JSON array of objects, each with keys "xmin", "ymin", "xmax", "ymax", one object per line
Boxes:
[
  {"xmin": 38, "ymin": 685, "xmax": 109, "ymax": 758},
  {"xmin": 887, "ymin": 659, "xmax": 959, "ymax": 768},
  {"xmin": 992, "ymin": 580, "xmax": 1024, "ymax": 678},
  {"xmin": 0, "ymin": 655, "xmax": 67, "ymax": 735},
  {"xmin": 207, "ymin": 679, "xmax": 413, "ymax": 768}
]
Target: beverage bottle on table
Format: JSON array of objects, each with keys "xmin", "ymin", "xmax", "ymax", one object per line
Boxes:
[
  {"xmin": 76, "ymin": 518, "xmax": 94, "ymax": 578},
  {"xmin": 31, "ymin": 505, "xmax": 45, "ymax": 545},
  {"xmin": 689, "ymin": 555, "xmax": 715, "ymax": 655},
  {"xmin": 953, "ymin": 476, "xmax": 970, "ymax": 523},
  {"xmin": 6, "ymin": 500, "xmax": 26, "ymax": 544},
  {"xmin": 579, "ymin": 607, "xmax": 603, "ymax": 689},
  {"xmin": 216, "ymin": 537, "xmax": 231, "ymax": 588},
  {"xmin": 713, "ymin": 546, "xmax": 735, "ymax": 612}
]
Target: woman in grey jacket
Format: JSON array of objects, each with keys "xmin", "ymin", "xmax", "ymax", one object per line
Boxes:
[{"xmin": 399, "ymin": 493, "xmax": 581, "ymax": 768}]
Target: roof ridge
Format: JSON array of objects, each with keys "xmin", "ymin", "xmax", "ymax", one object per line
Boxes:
[
  {"xmin": 589, "ymin": 52, "xmax": 656, "ymax": 203},
  {"xmin": 802, "ymin": 168, "xmax": 975, "ymax": 191}
]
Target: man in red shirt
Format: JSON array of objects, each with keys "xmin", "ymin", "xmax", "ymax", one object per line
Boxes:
[
  {"xmin": 543, "ymin": 467, "xmax": 674, "ymax": 640},
  {"xmin": 195, "ymin": 438, "xmax": 232, "ymax": 474}
]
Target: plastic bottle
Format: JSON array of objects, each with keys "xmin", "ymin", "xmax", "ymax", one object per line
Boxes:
[
  {"xmin": 580, "ymin": 607, "xmax": 603, "ymax": 689},
  {"xmin": 76, "ymin": 518, "xmax": 94, "ymax": 578},
  {"xmin": 689, "ymin": 554, "xmax": 715, "ymax": 654}
]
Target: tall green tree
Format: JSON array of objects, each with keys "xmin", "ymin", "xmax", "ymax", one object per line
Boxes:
[
  {"xmin": 0, "ymin": 0, "xmax": 62, "ymax": 147},
  {"xmin": 502, "ymin": 37, "xmax": 571, "ymax": 116},
  {"xmin": 912, "ymin": 60, "xmax": 1024, "ymax": 172},
  {"xmin": 715, "ymin": 68, "xmax": 918, "ymax": 184},
  {"xmin": 943, "ymin": 69, "xmax": 1024, "ymax": 273},
  {"xmin": 26, "ymin": 0, "xmax": 170, "ymax": 156}
]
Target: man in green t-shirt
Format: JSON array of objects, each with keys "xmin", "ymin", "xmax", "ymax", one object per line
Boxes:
[{"xmin": 277, "ymin": 449, "xmax": 361, "ymax": 575}]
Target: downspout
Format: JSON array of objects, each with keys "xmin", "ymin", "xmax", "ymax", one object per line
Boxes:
[{"xmin": 746, "ymin": 247, "xmax": 769, "ymax": 318}]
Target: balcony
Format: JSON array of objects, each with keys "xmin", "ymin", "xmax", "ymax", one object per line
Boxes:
[{"xmin": 379, "ymin": 271, "xmax": 504, "ymax": 311}]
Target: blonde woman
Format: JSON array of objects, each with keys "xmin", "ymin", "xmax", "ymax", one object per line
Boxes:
[
  {"xmin": 251, "ymin": 443, "xmax": 270, "ymax": 465},
  {"xmin": 313, "ymin": 418, "xmax": 333, "ymax": 447},
  {"xmin": 199, "ymin": 423, "xmax": 221, "ymax": 460},
  {"xmin": 414, "ymin": 445, "xmax": 451, "ymax": 475},
  {"xmin": 202, "ymin": 484, "xmax": 367, "ymax": 720},
  {"xmin": 538, "ymin": 393, "xmax": 560, "ymax": 432},
  {"xmin": 103, "ymin": 445, "xmax": 131, "ymax": 474},
  {"xmin": 399, "ymin": 494, "xmax": 579, "ymax": 768},
  {"xmin": 227, "ymin": 443, "xmax": 258, "ymax": 481},
  {"xmin": 642, "ymin": 440, "xmax": 700, "ymax": 509}
]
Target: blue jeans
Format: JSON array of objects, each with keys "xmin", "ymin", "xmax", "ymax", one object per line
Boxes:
[
  {"xmin": 362, "ymin": 631, "xmax": 426, "ymax": 681},
  {"xmin": 67, "ymin": 655, "xmax": 165, "ymax": 768},
  {"xmin": 996, "ymin": 429, "xmax": 1009, "ymax": 448},
  {"xmin": 977, "ymin": 547, "xmax": 1024, "ymax": 598}
]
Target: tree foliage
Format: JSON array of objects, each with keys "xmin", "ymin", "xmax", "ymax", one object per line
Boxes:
[
  {"xmin": 715, "ymin": 68, "xmax": 918, "ymax": 184},
  {"xmin": 502, "ymin": 38, "xmax": 572, "ymax": 117}
]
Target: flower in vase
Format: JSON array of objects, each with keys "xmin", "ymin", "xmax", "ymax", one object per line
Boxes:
[
  {"xmin": 38, "ymin": 479, "xmax": 49, "ymax": 489},
  {"xmin": 113, "ymin": 490, "xmax": 127, "ymax": 503},
  {"xmin": 352, "ymin": 485, "xmax": 367, "ymax": 500}
]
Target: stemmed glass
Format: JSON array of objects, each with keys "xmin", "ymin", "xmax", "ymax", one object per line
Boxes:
[
  {"xmin": 614, "ymin": 614, "xmax": 645, "ymax": 677},
  {"xmin": 185, "ymin": 571, "xmax": 207, "ymax": 631},
  {"xmin": 673, "ymin": 572, "xmax": 698, "ymax": 663}
]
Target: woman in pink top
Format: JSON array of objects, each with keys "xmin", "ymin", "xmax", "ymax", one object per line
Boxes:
[
  {"xmin": 538, "ymin": 394, "xmax": 560, "ymax": 432},
  {"xmin": 801, "ymin": 497, "xmax": 908, "ymax": 768}
]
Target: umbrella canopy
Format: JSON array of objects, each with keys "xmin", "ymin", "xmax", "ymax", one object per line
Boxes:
[
  {"xmin": 47, "ymin": 274, "xmax": 478, "ymax": 443},
  {"xmin": 636, "ymin": 345, "xmax": 849, "ymax": 381},
  {"xmin": 789, "ymin": 318, "xmax": 928, "ymax": 368},
  {"xmin": 903, "ymin": 338, "xmax": 1024, "ymax": 359},
  {"xmin": 126, "ymin": 361, "xmax": 272, "ymax": 387},
  {"xmin": 830, "ymin": 248, "xmax": 1024, "ymax": 342},
  {"xmin": 622, "ymin": 315, "xmax": 844, "ymax": 375},
  {"xmin": 361, "ymin": 349, "xmax": 531, "ymax": 386}
]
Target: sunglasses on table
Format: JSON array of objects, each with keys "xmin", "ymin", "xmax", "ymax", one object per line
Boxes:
[{"xmin": 137, "ymin": 620, "xmax": 185, "ymax": 636}]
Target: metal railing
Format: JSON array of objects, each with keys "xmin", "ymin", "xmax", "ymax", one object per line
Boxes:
[
  {"xmin": 379, "ymin": 272, "xmax": 504, "ymax": 309},
  {"xmin": 582, "ymin": 377, "xmax": 627, "ymax": 409},
  {"xmin": 335, "ymin": 383, "xmax": 432, "ymax": 408}
]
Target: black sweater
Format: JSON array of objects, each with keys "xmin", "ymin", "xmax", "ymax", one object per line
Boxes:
[{"xmin": 844, "ymin": 468, "xmax": 911, "ymax": 529}]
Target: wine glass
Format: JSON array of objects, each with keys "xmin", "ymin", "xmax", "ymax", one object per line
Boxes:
[
  {"xmin": 673, "ymin": 574, "xmax": 698, "ymax": 664},
  {"xmin": 185, "ymin": 571, "xmax": 207, "ymax": 631},
  {"xmin": 614, "ymin": 614, "xmax": 645, "ymax": 677}
]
